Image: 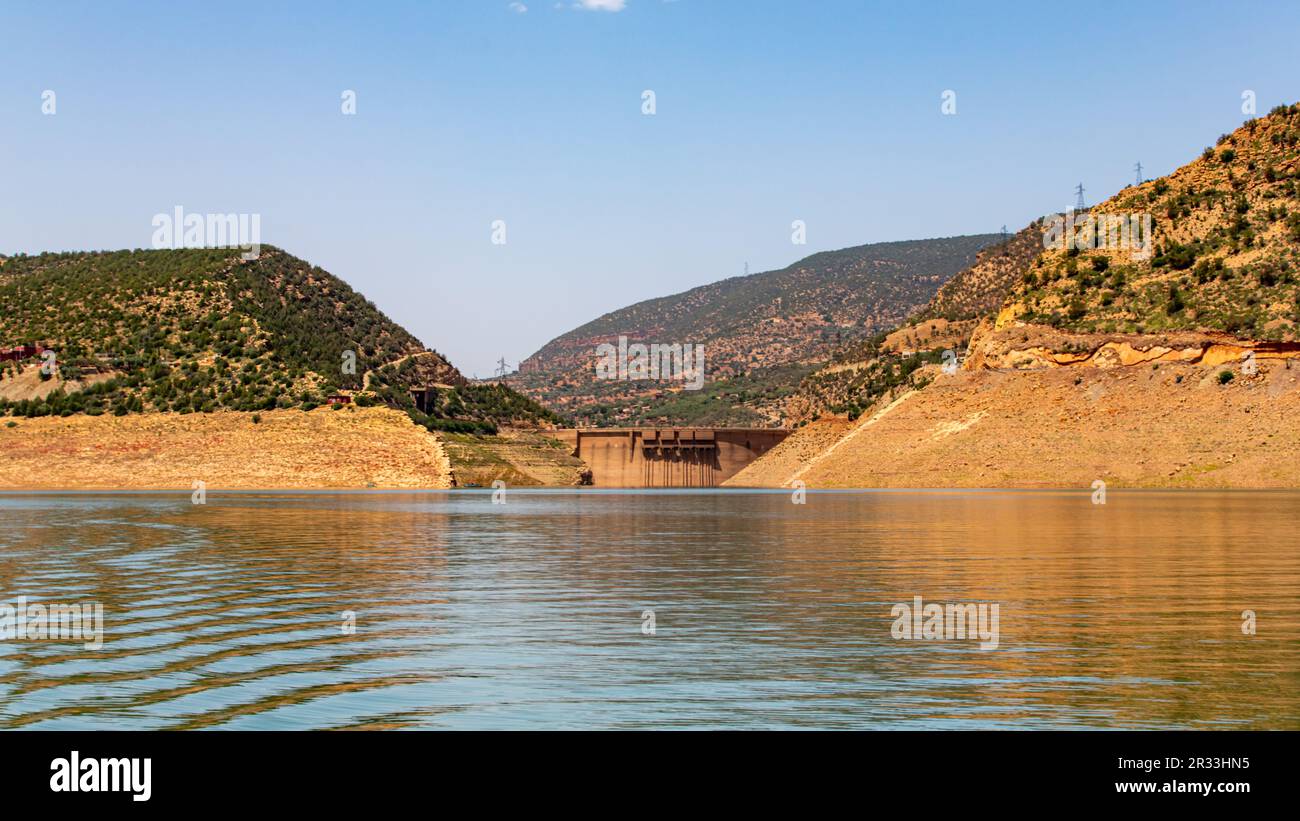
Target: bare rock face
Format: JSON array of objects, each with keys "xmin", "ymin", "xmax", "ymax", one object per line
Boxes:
[
  {"xmin": 762, "ymin": 362, "xmax": 1300, "ymax": 489},
  {"xmin": 402, "ymin": 351, "xmax": 469, "ymax": 388},
  {"xmin": 967, "ymin": 323, "xmax": 1300, "ymax": 371}
]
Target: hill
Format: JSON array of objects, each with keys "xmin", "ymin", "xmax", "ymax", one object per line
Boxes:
[
  {"xmin": 730, "ymin": 102, "xmax": 1300, "ymax": 489},
  {"xmin": 917, "ymin": 220, "xmax": 1047, "ymax": 324},
  {"xmin": 773, "ymin": 223, "xmax": 1044, "ymax": 424},
  {"xmin": 726, "ymin": 364, "xmax": 1300, "ymax": 489},
  {"xmin": 0, "ymin": 247, "xmax": 562, "ymax": 433},
  {"xmin": 975, "ymin": 102, "xmax": 1300, "ymax": 366},
  {"xmin": 512, "ymin": 234, "xmax": 1001, "ymax": 426}
]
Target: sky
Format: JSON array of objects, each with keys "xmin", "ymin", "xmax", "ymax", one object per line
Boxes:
[{"xmin": 2, "ymin": 0, "xmax": 1299, "ymax": 377}]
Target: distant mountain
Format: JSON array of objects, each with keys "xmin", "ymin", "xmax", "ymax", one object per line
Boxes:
[
  {"xmin": 0, "ymin": 247, "xmax": 560, "ymax": 431},
  {"xmin": 513, "ymin": 234, "xmax": 1001, "ymax": 426},
  {"xmin": 818, "ymin": 222, "xmax": 1046, "ymax": 367}
]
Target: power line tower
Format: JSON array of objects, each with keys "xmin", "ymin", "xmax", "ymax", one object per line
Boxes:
[
  {"xmin": 494, "ymin": 357, "xmax": 510, "ymax": 382},
  {"xmin": 1134, "ymin": 161, "xmax": 1143, "ymax": 186},
  {"xmin": 1074, "ymin": 183, "xmax": 1086, "ymax": 212},
  {"xmin": 744, "ymin": 261, "xmax": 749, "ymax": 277}
]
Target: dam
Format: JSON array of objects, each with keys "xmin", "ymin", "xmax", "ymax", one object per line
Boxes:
[{"xmin": 550, "ymin": 427, "xmax": 789, "ymax": 488}]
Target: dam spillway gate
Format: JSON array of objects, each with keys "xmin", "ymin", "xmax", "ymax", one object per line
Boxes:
[{"xmin": 550, "ymin": 427, "xmax": 790, "ymax": 488}]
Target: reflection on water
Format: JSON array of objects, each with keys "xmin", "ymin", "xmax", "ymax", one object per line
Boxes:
[{"xmin": 1, "ymin": 490, "xmax": 1297, "ymax": 729}]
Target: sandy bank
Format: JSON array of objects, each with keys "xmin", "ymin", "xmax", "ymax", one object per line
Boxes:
[
  {"xmin": 0, "ymin": 407, "xmax": 453, "ymax": 490},
  {"xmin": 728, "ymin": 362, "xmax": 1300, "ymax": 489}
]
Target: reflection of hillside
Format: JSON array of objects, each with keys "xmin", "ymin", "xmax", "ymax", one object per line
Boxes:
[{"xmin": 747, "ymin": 492, "xmax": 1300, "ymax": 728}]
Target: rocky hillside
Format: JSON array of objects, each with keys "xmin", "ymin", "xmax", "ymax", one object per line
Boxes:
[
  {"xmin": 974, "ymin": 102, "xmax": 1300, "ymax": 368},
  {"xmin": 731, "ymin": 102, "xmax": 1300, "ymax": 489},
  {"xmin": 512, "ymin": 234, "xmax": 1000, "ymax": 426},
  {"xmin": 777, "ymin": 224, "xmax": 1044, "ymax": 424},
  {"xmin": 918, "ymin": 221, "xmax": 1047, "ymax": 324},
  {"xmin": 781, "ymin": 103, "xmax": 1300, "ymax": 429},
  {"xmin": 0, "ymin": 247, "xmax": 561, "ymax": 433}
]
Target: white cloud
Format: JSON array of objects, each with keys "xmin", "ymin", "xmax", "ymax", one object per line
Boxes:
[
  {"xmin": 575, "ymin": 0, "xmax": 626, "ymax": 10},
  {"xmin": 508, "ymin": 2, "xmax": 528, "ymax": 12}
]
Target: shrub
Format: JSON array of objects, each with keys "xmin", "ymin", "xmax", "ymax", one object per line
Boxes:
[
  {"xmin": 1169, "ymin": 244, "xmax": 1197, "ymax": 270},
  {"xmin": 1218, "ymin": 370, "xmax": 1235, "ymax": 384}
]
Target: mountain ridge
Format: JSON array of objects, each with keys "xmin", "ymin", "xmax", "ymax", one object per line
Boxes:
[{"xmin": 513, "ymin": 233, "xmax": 1002, "ymax": 426}]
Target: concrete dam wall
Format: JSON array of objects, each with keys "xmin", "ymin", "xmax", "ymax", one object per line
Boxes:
[{"xmin": 551, "ymin": 428, "xmax": 790, "ymax": 488}]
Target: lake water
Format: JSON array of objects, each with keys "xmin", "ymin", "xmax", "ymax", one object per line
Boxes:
[{"xmin": 1, "ymin": 490, "xmax": 1297, "ymax": 730}]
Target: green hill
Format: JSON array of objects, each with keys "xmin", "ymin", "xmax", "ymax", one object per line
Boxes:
[{"xmin": 0, "ymin": 247, "xmax": 561, "ymax": 432}]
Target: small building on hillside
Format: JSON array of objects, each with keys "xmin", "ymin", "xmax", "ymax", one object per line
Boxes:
[
  {"xmin": 0, "ymin": 343, "xmax": 45, "ymax": 363},
  {"xmin": 410, "ymin": 386, "xmax": 434, "ymax": 414}
]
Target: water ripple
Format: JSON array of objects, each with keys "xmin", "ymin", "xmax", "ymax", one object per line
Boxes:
[{"xmin": 1, "ymin": 490, "xmax": 1297, "ymax": 729}]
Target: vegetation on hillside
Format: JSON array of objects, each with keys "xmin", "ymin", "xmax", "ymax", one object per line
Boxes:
[
  {"xmin": 785, "ymin": 103, "xmax": 1300, "ymax": 426},
  {"xmin": 1011, "ymin": 103, "xmax": 1300, "ymax": 339},
  {"xmin": 787, "ymin": 333, "xmax": 947, "ymax": 423},
  {"xmin": 513, "ymin": 234, "xmax": 1001, "ymax": 426},
  {"xmin": 562, "ymin": 363, "xmax": 813, "ymax": 427},
  {"xmin": 916, "ymin": 220, "xmax": 1047, "ymax": 323},
  {"xmin": 0, "ymin": 247, "xmax": 563, "ymax": 429}
]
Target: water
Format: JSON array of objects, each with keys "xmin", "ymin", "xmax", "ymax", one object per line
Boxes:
[{"xmin": 1, "ymin": 490, "xmax": 1297, "ymax": 730}]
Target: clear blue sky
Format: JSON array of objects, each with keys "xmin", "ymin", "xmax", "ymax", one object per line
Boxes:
[{"xmin": 2, "ymin": 0, "xmax": 1297, "ymax": 376}]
